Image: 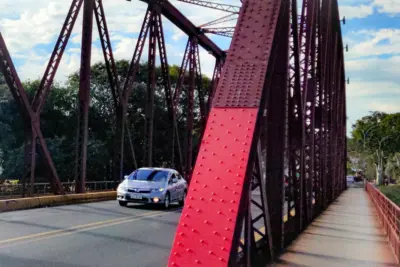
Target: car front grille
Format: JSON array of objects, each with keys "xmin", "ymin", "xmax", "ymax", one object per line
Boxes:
[{"xmin": 127, "ymin": 188, "xmax": 151, "ymax": 193}]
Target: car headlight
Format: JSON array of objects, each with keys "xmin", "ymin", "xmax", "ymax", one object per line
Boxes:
[
  {"xmin": 117, "ymin": 184, "xmax": 127, "ymax": 192},
  {"xmin": 152, "ymin": 188, "xmax": 164, "ymax": 192}
]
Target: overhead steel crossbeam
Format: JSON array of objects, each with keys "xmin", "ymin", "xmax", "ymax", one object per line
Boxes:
[
  {"xmin": 139, "ymin": 0, "xmax": 226, "ymax": 59},
  {"xmin": 169, "ymin": 0, "xmax": 346, "ymax": 266},
  {"xmin": 198, "ymin": 13, "xmax": 239, "ymax": 28},
  {"xmin": 176, "ymin": 0, "xmax": 240, "ymax": 13},
  {"xmin": 201, "ymin": 27, "xmax": 235, "ymax": 38}
]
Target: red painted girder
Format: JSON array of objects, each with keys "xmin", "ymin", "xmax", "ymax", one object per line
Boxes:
[
  {"xmin": 94, "ymin": 0, "xmax": 122, "ymax": 106},
  {"xmin": 75, "ymin": 0, "xmax": 95, "ymax": 193},
  {"xmin": 173, "ymin": 39, "xmax": 190, "ymax": 108},
  {"xmin": 140, "ymin": 0, "xmax": 225, "ymax": 59},
  {"xmin": 169, "ymin": 108, "xmax": 258, "ymax": 266},
  {"xmin": 32, "ymin": 0, "xmax": 83, "ymax": 114},
  {"xmin": 122, "ymin": 8, "xmax": 151, "ymax": 104},
  {"xmin": 168, "ymin": 0, "xmax": 282, "ymax": 265}
]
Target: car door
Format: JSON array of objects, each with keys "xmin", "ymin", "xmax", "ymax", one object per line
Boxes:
[
  {"xmin": 176, "ymin": 173, "xmax": 186, "ymax": 198},
  {"xmin": 167, "ymin": 173, "xmax": 178, "ymax": 201}
]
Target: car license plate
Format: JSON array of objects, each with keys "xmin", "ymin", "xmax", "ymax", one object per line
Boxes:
[{"xmin": 131, "ymin": 194, "xmax": 142, "ymax": 200}]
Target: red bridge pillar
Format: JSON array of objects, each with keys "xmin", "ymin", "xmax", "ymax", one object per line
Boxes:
[{"xmin": 168, "ymin": 0, "xmax": 285, "ymax": 266}]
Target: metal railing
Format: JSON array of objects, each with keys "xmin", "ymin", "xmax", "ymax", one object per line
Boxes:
[
  {"xmin": 0, "ymin": 181, "xmax": 118, "ymax": 199},
  {"xmin": 366, "ymin": 182, "xmax": 400, "ymax": 262}
]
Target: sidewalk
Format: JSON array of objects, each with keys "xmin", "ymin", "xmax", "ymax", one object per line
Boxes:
[{"xmin": 277, "ymin": 187, "xmax": 398, "ymax": 266}]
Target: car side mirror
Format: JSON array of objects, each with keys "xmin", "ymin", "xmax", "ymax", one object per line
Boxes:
[
  {"xmin": 124, "ymin": 175, "xmax": 129, "ymax": 180},
  {"xmin": 170, "ymin": 178, "xmax": 178, "ymax": 184}
]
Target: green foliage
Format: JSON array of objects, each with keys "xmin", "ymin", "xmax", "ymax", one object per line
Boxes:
[
  {"xmin": 350, "ymin": 112, "xmax": 400, "ymax": 182},
  {"xmin": 0, "ymin": 60, "xmax": 211, "ymax": 182},
  {"xmin": 379, "ymin": 185, "xmax": 400, "ymax": 207},
  {"xmin": 385, "ymin": 153, "xmax": 400, "ymax": 183},
  {"xmin": 351, "ymin": 112, "xmax": 400, "ymax": 155}
]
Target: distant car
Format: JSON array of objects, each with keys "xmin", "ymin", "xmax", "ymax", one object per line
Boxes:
[
  {"xmin": 346, "ymin": 176, "xmax": 354, "ymax": 183},
  {"xmin": 117, "ymin": 167, "xmax": 187, "ymax": 209}
]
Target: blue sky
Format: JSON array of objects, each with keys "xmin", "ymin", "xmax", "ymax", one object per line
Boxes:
[{"xmin": 0, "ymin": 0, "xmax": 399, "ymax": 135}]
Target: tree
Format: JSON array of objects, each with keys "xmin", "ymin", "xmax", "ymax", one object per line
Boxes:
[
  {"xmin": 351, "ymin": 112, "xmax": 400, "ymax": 184},
  {"xmin": 0, "ymin": 60, "xmax": 211, "ymax": 183},
  {"xmin": 386, "ymin": 152, "xmax": 400, "ymax": 183}
]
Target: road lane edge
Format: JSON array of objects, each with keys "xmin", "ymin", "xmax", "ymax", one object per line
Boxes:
[{"xmin": 0, "ymin": 191, "xmax": 117, "ymax": 213}]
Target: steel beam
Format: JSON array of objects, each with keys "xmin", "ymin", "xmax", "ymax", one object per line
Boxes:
[
  {"xmin": 287, "ymin": 0, "xmax": 306, "ymax": 236},
  {"xmin": 144, "ymin": 10, "xmax": 157, "ymax": 167},
  {"xmin": 264, "ymin": 0, "xmax": 290, "ymax": 254},
  {"xmin": 0, "ymin": 34, "xmax": 65, "ymax": 195},
  {"xmin": 175, "ymin": 0, "xmax": 240, "ymax": 13},
  {"xmin": 75, "ymin": 0, "xmax": 94, "ymax": 193},
  {"xmin": 168, "ymin": 0, "xmax": 283, "ymax": 265},
  {"xmin": 207, "ymin": 58, "xmax": 223, "ymax": 112},
  {"xmin": 155, "ymin": 13, "xmax": 183, "ymax": 172},
  {"xmin": 201, "ymin": 27, "xmax": 235, "ymax": 38},
  {"xmin": 198, "ymin": 13, "xmax": 238, "ymax": 28},
  {"xmin": 32, "ymin": 0, "xmax": 84, "ymax": 114},
  {"xmin": 299, "ymin": 0, "xmax": 317, "ymax": 225},
  {"xmin": 140, "ymin": 0, "xmax": 225, "ymax": 59}
]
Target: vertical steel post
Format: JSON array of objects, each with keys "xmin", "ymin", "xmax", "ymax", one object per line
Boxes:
[
  {"xmin": 75, "ymin": 0, "xmax": 94, "ymax": 193},
  {"xmin": 265, "ymin": 0, "xmax": 290, "ymax": 254},
  {"xmin": 155, "ymin": 13, "xmax": 183, "ymax": 172},
  {"xmin": 207, "ymin": 59, "xmax": 222, "ymax": 112},
  {"xmin": 288, "ymin": 0, "xmax": 306, "ymax": 234},
  {"xmin": 186, "ymin": 39, "xmax": 195, "ymax": 178},
  {"xmin": 144, "ymin": 10, "xmax": 157, "ymax": 167}
]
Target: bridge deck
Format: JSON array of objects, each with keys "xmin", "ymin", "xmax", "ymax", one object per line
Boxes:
[{"xmin": 277, "ymin": 187, "xmax": 397, "ymax": 266}]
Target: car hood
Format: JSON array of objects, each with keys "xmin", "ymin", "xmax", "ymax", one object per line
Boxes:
[{"xmin": 122, "ymin": 180, "xmax": 165, "ymax": 189}]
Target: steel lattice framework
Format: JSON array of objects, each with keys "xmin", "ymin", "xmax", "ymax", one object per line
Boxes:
[{"xmin": 0, "ymin": 0, "xmax": 346, "ymax": 265}]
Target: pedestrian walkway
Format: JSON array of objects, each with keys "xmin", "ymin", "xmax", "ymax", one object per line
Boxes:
[{"xmin": 277, "ymin": 187, "xmax": 398, "ymax": 266}]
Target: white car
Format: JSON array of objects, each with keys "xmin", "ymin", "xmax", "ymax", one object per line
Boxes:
[
  {"xmin": 117, "ymin": 167, "xmax": 187, "ymax": 209},
  {"xmin": 346, "ymin": 175, "xmax": 354, "ymax": 183}
]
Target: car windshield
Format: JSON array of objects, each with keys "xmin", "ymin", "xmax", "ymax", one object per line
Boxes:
[{"xmin": 128, "ymin": 169, "xmax": 168, "ymax": 182}]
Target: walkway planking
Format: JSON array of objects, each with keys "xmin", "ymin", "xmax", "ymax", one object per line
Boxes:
[{"xmin": 277, "ymin": 187, "xmax": 398, "ymax": 267}]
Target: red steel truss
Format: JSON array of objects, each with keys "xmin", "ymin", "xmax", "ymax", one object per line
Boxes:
[
  {"xmin": 168, "ymin": 0, "xmax": 347, "ymax": 265},
  {"xmin": 0, "ymin": 0, "xmax": 346, "ymax": 265}
]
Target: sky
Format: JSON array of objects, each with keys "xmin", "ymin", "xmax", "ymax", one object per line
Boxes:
[{"xmin": 0, "ymin": 0, "xmax": 399, "ymax": 135}]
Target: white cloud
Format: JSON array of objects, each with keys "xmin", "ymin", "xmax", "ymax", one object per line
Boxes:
[
  {"xmin": 1, "ymin": 0, "xmax": 238, "ymax": 83},
  {"xmin": 339, "ymin": 4, "xmax": 374, "ymax": 19},
  {"xmin": 373, "ymin": 0, "xmax": 400, "ymax": 16},
  {"xmin": 344, "ymin": 29, "xmax": 400, "ymax": 59},
  {"xmin": 339, "ymin": 0, "xmax": 400, "ymax": 19},
  {"xmin": 171, "ymin": 27, "xmax": 185, "ymax": 41},
  {"xmin": 369, "ymin": 103, "xmax": 400, "ymax": 113},
  {"xmin": 346, "ymin": 80, "xmax": 400, "ymax": 97}
]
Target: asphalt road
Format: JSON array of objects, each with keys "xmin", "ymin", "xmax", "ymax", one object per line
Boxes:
[
  {"xmin": 0, "ymin": 201, "xmax": 183, "ymax": 267},
  {"xmin": 0, "ymin": 194, "xmax": 290, "ymax": 267}
]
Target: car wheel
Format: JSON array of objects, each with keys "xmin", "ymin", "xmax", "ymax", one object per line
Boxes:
[
  {"xmin": 119, "ymin": 201, "xmax": 127, "ymax": 207},
  {"xmin": 179, "ymin": 191, "xmax": 187, "ymax": 206},
  {"xmin": 164, "ymin": 193, "xmax": 170, "ymax": 209}
]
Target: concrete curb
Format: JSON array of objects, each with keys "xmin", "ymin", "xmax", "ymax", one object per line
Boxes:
[{"xmin": 0, "ymin": 191, "xmax": 117, "ymax": 213}]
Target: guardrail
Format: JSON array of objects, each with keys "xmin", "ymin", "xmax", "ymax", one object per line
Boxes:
[
  {"xmin": 366, "ymin": 182, "xmax": 400, "ymax": 263},
  {"xmin": 0, "ymin": 181, "xmax": 118, "ymax": 199}
]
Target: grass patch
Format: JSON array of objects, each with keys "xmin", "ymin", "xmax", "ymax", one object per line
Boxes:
[{"xmin": 379, "ymin": 185, "xmax": 400, "ymax": 207}]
